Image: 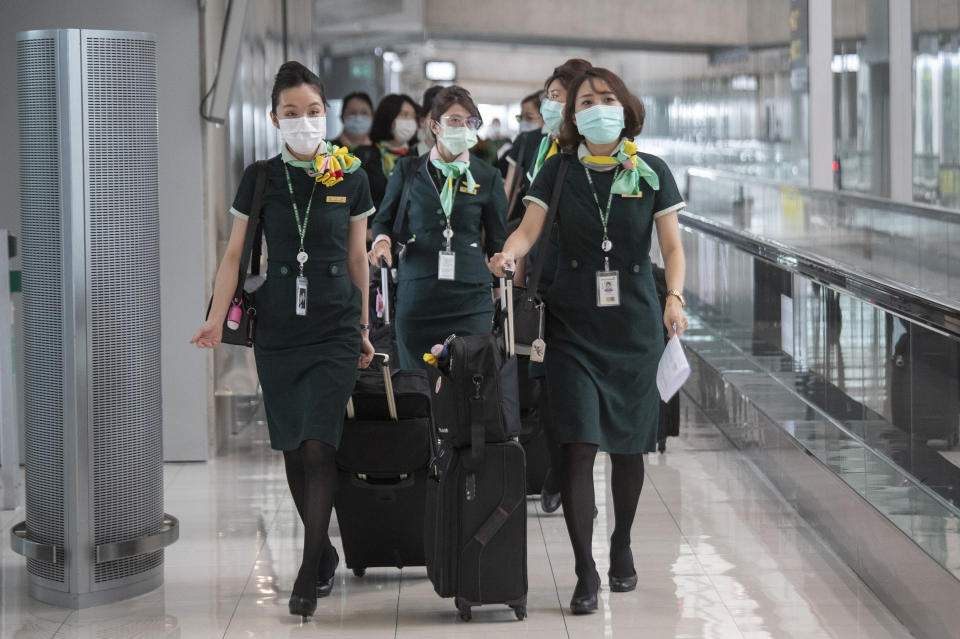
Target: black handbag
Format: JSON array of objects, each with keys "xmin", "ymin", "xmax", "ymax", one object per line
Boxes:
[
  {"xmin": 207, "ymin": 160, "xmax": 268, "ymax": 347},
  {"xmin": 500, "ymin": 154, "xmax": 570, "ymax": 361}
]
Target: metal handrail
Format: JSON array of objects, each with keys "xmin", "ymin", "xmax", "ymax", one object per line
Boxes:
[
  {"xmin": 678, "ymin": 210, "xmax": 960, "ymax": 340},
  {"xmin": 687, "ymin": 167, "xmax": 960, "ymax": 223}
]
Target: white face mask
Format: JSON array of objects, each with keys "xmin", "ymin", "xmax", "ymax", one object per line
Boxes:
[
  {"xmin": 439, "ymin": 124, "xmax": 478, "ymax": 156},
  {"xmin": 393, "ymin": 118, "xmax": 418, "ymax": 143},
  {"xmin": 277, "ymin": 116, "xmax": 326, "ymax": 155}
]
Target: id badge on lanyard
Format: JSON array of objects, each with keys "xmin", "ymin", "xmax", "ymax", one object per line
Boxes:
[
  {"xmin": 596, "ymin": 270, "xmax": 621, "ymax": 307},
  {"xmin": 438, "ymin": 250, "xmax": 456, "ymax": 281},
  {"xmin": 295, "ymin": 275, "xmax": 309, "ymax": 316}
]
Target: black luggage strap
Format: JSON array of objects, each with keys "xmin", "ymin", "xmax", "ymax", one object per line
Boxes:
[
  {"xmin": 459, "ymin": 448, "xmax": 524, "ymax": 570},
  {"xmin": 391, "ymin": 155, "xmax": 430, "ymax": 245},
  {"xmin": 465, "ymin": 378, "xmax": 486, "ymax": 477},
  {"xmin": 522, "ymin": 155, "xmax": 569, "ymax": 306},
  {"xmin": 235, "ymin": 161, "xmax": 268, "ymax": 294}
]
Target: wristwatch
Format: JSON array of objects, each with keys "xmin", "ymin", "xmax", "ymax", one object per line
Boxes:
[{"xmin": 666, "ymin": 290, "xmax": 686, "ymax": 308}]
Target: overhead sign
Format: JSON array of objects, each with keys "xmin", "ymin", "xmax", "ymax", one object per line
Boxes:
[{"xmin": 789, "ymin": 0, "xmax": 809, "ymax": 92}]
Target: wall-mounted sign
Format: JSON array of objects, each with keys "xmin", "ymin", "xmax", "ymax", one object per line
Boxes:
[{"xmin": 425, "ymin": 60, "xmax": 457, "ymax": 82}]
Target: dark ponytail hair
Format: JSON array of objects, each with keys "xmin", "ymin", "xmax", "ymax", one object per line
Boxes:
[
  {"xmin": 270, "ymin": 61, "xmax": 326, "ymax": 113},
  {"xmin": 543, "ymin": 58, "xmax": 593, "ymax": 93}
]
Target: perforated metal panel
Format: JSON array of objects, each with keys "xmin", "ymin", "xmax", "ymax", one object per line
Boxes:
[
  {"xmin": 82, "ymin": 35, "xmax": 164, "ymax": 585},
  {"xmin": 17, "ymin": 36, "xmax": 66, "ymax": 585}
]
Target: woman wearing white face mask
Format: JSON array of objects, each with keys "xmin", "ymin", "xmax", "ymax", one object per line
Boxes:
[
  {"xmin": 331, "ymin": 91, "xmax": 373, "ymax": 150},
  {"xmin": 504, "ymin": 59, "xmax": 593, "ymax": 213},
  {"xmin": 190, "ymin": 61, "xmax": 375, "ymax": 620},
  {"xmin": 490, "ymin": 68, "xmax": 688, "ymax": 616},
  {"xmin": 368, "ymin": 86, "xmax": 508, "ymax": 370},
  {"xmin": 355, "ymin": 94, "xmax": 421, "ymax": 211}
]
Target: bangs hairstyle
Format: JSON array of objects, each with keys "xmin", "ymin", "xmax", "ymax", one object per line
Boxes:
[
  {"xmin": 543, "ymin": 57, "xmax": 593, "ymax": 93},
  {"xmin": 430, "ymin": 85, "xmax": 481, "ymax": 122},
  {"xmin": 558, "ymin": 68, "xmax": 645, "ymax": 149},
  {"xmin": 271, "ymin": 61, "xmax": 327, "ymax": 113},
  {"xmin": 521, "ymin": 91, "xmax": 542, "ymax": 112},
  {"xmin": 341, "ymin": 91, "xmax": 374, "ymax": 114},
  {"xmin": 370, "ymin": 94, "xmax": 420, "ymax": 144}
]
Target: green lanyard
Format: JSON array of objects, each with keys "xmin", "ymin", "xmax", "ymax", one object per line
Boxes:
[
  {"xmin": 283, "ymin": 163, "xmax": 318, "ymax": 273},
  {"xmin": 583, "ymin": 165, "xmax": 621, "ymax": 270}
]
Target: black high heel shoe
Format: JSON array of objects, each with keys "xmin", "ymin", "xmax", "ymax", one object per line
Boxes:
[
  {"xmin": 288, "ymin": 575, "xmax": 318, "ymax": 619},
  {"xmin": 540, "ymin": 469, "xmax": 562, "ymax": 513},
  {"xmin": 316, "ymin": 546, "xmax": 339, "ymax": 599},
  {"xmin": 570, "ymin": 572, "xmax": 600, "ymax": 615},
  {"xmin": 609, "ymin": 546, "xmax": 637, "ymax": 592}
]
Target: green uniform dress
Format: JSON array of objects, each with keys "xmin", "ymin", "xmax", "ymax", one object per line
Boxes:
[
  {"xmin": 523, "ymin": 152, "xmax": 685, "ymax": 454},
  {"xmin": 230, "ymin": 149, "xmax": 375, "ymax": 451},
  {"xmin": 371, "ymin": 154, "xmax": 508, "ymax": 370}
]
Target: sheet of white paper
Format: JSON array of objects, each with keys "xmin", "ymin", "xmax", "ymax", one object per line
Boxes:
[{"xmin": 657, "ymin": 335, "xmax": 691, "ymax": 402}]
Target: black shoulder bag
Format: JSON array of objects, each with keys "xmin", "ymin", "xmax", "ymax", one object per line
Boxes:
[
  {"xmin": 501, "ymin": 154, "xmax": 570, "ymax": 361},
  {"xmin": 391, "ymin": 155, "xmax": 431, "ymax": 246},
  {"xmin": 207, "ymin": 160, "xmax": 268, "ymax": 347}
]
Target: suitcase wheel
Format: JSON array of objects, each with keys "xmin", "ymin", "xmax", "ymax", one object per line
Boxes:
[
  {"xmin": 353, "ymin": 567, "xmax": 366, "ymax": 577},
  {"xmin": 512, "ymin": 604, "xmax": 527, "ymax": 621},
  {"xmin": 455, "ymin": 597, "xmax": 472, "ymax": 622}
]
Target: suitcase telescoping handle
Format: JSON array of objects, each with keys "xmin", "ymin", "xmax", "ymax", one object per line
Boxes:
[
  {"xmin": 375, "ymin": 352, "xmax": 399, "ymax": 421},
  {"xmin": 501, "ymin": 269, "xmax": 516, "ymax": 358},
  {"xmin": 346, "ymin": 352, "xmax": 397, "ymax": 421},
  {"xmin": 379, "ymin": 257, "xmax": 391, "ymax": 326}
]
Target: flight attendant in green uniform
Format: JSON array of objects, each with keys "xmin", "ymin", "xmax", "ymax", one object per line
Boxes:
[
  {"xmin": 190, "ymin": 62, "xmax": 375, "ymax": 619},
  {"xmin": 491, "ymin": 68, "xmax": 689, "ymax": 615},
  {"xmin": 508, "ymin": 58, "xmax": 593, "ymax": 515},
  {"xmin": 369, "ymin": 85, "xmax": 508, "ymax": 370}
]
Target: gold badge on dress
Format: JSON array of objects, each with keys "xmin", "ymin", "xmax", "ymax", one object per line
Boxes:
[
  {"xmin": 621, "ymin": 191, "xmax": 642, "ymax": 198},
  {"xmin": 459, "ymin": 184, "xmax": 479, "ymax": 195},
  {"xmin": 326, "ymin": 195, "xmax": 347, "ymax": 203}
]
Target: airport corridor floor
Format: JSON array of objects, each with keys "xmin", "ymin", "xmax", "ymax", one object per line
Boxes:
[{"xmin": 0, "ymin": 400, "xmax": 914, "ymax": 638}]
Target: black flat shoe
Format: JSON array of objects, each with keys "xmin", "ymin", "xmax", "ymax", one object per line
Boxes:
[
  {"xmin": 570, "ymin": 573, "xmax": 600, "ymax": 615},
  {"xmin": 608, "ymin": 572, "xmax": 638, "ymax": 592},
  {"xmin": 316, "ymin": 546, "xmax": 339, "ymax": 599}
]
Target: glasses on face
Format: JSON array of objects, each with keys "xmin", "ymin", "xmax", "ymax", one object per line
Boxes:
[{"xmin": 438, "ymin": 114, "xmax": 483, "ymax": 129}]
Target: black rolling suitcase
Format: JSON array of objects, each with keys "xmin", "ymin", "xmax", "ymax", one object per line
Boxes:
[
  {"xmin": 423, "ymin": 272, "xmax": 527, "ymax": 621},
  {"xmin": 334, "ymin": 353, "xmax": 433, "ymax": 575}
]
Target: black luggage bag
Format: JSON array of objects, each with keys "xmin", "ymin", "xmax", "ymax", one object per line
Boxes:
[
  {"xmin": 423, "ymin": 271, "xmax": 528, "ymax": 621},
  {"xmin": 334, "ymin": 353, "xmax": 433, "ymax": 575}
]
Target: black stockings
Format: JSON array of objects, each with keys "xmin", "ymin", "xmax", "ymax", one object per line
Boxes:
[
  {"xmin": 283, "ymin": 440, "xmax": 338, "ymax": 595},
  {"xmin": 561, "ymin": 444, "xmax": 645, "ymax": 591}
]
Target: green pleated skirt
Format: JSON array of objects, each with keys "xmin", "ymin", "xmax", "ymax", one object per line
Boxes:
[{"xmin": 395, "ymin": 278, "xmax": 494, "ymax": 370}]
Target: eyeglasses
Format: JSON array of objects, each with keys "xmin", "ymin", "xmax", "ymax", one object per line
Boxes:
[
  {"xmin": 438, "ymin": 114, "xmax": 483, "ymax": 129},
  {"xmin": 515, "ymin": 113, "xmax": 539, "ymax": 122},
  {"xmin": 542, "ymin": 90, "xmax": 563, "ymax": 102}
]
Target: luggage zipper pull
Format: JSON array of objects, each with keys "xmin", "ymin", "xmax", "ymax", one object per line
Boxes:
[
  {"xmin": 465, "ymin": 472, "xmax": 476, "ymax": 501},
  {"xmin": 472, "ymin": 375, "xmax": 483, "ymax": 400}
]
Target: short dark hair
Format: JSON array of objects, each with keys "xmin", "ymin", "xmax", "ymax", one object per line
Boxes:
[
  {"xmin": 271, "ymin": 61, "xmax": 326, "ymax": 113},
  {"xmin": 543, "ymin": 58, "xmax": 593, "ymax": 94},
  {"xmin": 370, "ymin": 93, "xmax": 419, "ymax": 144},
  {"xmin": 559, "ymin": 68, "xmax": 645, "ymax": 149},
  {"xmin": 420, "ymin": 85, "xmax": 444, "ymax": 119},
  {"xmin": 430, "ymin": 85, "xmax": 481, "ymax": 123},
  {"xmin": 521, "ymin": 91, "xmax": 542, "ymax": 112},
  {"xmin": 341, "ymin": 91, "xmax": 374, "ymax": 115}
]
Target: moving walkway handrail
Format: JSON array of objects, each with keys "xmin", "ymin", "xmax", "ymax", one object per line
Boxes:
[
  {"xmin": 677, "ymin": 210, "xmax": 960, "ymax": 341},
  {"xmin": 687, "ymin": 167, "xmax": 960, "ymax": 223}
]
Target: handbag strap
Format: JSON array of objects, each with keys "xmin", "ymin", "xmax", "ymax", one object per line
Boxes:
[
  {"xmin": 523, "ymin": 154, "xmax": 569, "ymax": 303},
  {"xmin": 505, "ymin": 134, "xmax": 530, "ymax": 221},
  {"xmin": 391, "ymin": 155, "xmax": 430, "ymax": 245},
  {"xmin": 233, "ymin": 160, "xmax": 268, "ymax": 299}
]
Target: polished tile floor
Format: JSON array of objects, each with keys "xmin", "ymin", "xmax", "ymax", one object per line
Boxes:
[{"xmin": 0, "ymin": 401, "xmax": 915, "ymax": 638}]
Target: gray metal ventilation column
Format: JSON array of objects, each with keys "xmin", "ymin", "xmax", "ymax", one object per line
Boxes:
[{"xmin": 11, "ymin": 28, "xmax": 178, "ymax": 609}]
